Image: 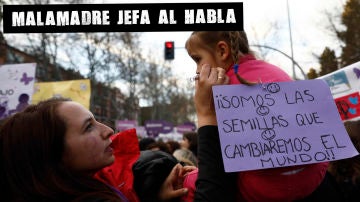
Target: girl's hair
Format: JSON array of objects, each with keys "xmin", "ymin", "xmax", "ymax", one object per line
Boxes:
[
  {"xmin": 0, "ymin": 97, "xmax": 122, "ymax": 201},
  {"xmin": 183, "ymin": 132, "xmax": 198, "ymax": 157},
  {"xmin": 186, "ymin": 31, "xmax": 256, "ymax": 85}
]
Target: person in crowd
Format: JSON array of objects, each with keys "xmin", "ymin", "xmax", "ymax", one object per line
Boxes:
[
  {"xmin": 190, "ymin": 65, "xmax": 237, "ymax": 201},
  {"xmin": 180, "ymin": 131, "xmax": 198, "ymax": 157},
  {"xmin": 327, "ymin": 120, "xmax": 360, "ymax": 201},
  {"xmin": 0, "ymin": 98, "xmax": 190, "ymax": 201},
  {"xmin": 132, "ymin": 149, "xmax": 194, "ymax": 202},
  {"xmin": 172, "ymin": 148, "xmax": 199, "ymax": 201},
  {"xmin": 139, "ymin": 137, "xmax": 157, "ymax": 151},
  {"xmin": 139, "ymin": 137, "xmax": 172, "ymax": 154},
  {"xmin": 94, "ymin": 128, "xmax": 141, "ymax": 202},
  {"xmin": 155, "ymin": 139, "xmax": 172, "ymax": 154},
  {"xmin": 166, "ymin": 140, "xmax": 181, "ymax": 154},
  {"xmin": 185, "ymin": 31, "xmax": 332, "ymax": 201},
  {"xmin": 173, "ymin": 148, "xmax": 198, "ymax": 167}
]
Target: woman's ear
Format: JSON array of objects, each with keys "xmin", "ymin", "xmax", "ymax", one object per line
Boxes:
[{"xmin": 216, "ymin": 41, "xmax": 231, "ymax": 61}]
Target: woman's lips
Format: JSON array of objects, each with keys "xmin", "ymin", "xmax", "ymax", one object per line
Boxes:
[
  {"xmin": 105, "ymin": 141, "xmax": 113, "ymax": 153},
  {"xmin": 105, "ymin": 145, "xmax": 113, "ymax": 153}
]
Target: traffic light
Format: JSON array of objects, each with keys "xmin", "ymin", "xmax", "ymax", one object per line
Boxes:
[{"xmin": 164, "ymin": 41, "xmax": 174, "ymax": 60}]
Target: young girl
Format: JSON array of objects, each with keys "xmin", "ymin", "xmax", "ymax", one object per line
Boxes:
[{"xmin": 185, "ymin": 31, "xmax": 329, "ymax": 201}]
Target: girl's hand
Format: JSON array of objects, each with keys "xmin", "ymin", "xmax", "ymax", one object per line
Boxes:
[
  {"xmin": 194, "ymin": 64, "xmax": 229, "ymax": 127},
  {"xmin": 158, "ymin": 164, "xmax": 189, "ymax": 201}
]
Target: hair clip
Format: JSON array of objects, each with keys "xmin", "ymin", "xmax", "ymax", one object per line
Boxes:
[
  {"xmin": 258, "ymin": 78, "xmax": 267, "ymax": 91},
  {"xmin": 233, "ymin": 64, "xmax": 239, "ymax": 74}
]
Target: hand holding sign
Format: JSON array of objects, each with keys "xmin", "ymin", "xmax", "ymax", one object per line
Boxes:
[{"xmin": 212, "ymin": 80, "xmax": 359, "ymax": 172}]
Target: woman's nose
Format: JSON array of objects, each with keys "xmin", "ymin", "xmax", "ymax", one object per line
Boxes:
[{"xmin": 100, "ymin": 123, "xmax": 114, "ymax": 139}]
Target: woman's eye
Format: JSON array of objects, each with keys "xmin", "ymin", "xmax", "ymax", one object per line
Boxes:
[{"xmin": 85, "ymin": 123, "xmax": 94, "ymax": 132}]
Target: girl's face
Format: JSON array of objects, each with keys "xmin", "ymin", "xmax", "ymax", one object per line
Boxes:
[
  {"xmin": 60, "ymin": 101, "xmax": 115, "ymax": 174},
  {"xmin": 186, "ymin": 35, "xmax": 226, "ymax": 73}
]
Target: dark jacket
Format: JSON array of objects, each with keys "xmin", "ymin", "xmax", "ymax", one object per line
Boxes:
[{"xmin": 194, "ymin": 126, "xmax": 237, "ymax": 202}]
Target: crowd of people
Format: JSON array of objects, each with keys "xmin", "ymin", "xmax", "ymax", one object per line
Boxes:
[{"xmin": 0, "ymin": 30, "xmax": 359, "ymax": 201}]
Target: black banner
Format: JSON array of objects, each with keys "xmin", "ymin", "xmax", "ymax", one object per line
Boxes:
[{"xmin": 2, "ymin": 3, "xmax": 243, "ymax": 33}]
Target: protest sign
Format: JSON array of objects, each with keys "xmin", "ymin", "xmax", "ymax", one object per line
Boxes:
[
  {"xmin": 319, "ymin": 61, "xmax": 360, "ymax": 121},
  {"xmin": 0, "ymin": 63, "xmax": 36, "ymax": 120},
  {"xmin": 31, "ymin": 79, "xmax": 91, "ymax": 109},
  {"xmin": 212, "ymin": 79, "xmax": 359, "ymax": 172}
]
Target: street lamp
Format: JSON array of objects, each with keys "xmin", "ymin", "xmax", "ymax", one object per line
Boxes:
[{"xmin": 287, "ymin": 0, "xmax": 296, "ymax": 79}]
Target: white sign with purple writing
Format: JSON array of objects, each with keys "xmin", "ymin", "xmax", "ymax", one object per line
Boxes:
[
  {"xmin": 212, "ymin": 79, "xmax": 359, "ymax": 172},
  {"xmin": 0, "ymin": 63, "xmax": 36, "ymax": 120}
]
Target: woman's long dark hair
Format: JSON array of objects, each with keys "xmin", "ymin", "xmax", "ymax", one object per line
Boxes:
[
  {"xmin": 183, "ymin": 132, "xmax": 198, "ymax": 157},
  {"xmin": 0, "ymin": 98, "xmax": 122, "ymax": 201}
]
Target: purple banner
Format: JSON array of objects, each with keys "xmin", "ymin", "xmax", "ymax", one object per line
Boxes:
[
  {"xmin": 135, "ymin": 126, "xmax": 147, "ymax": 138},
  {"xmin": 176, "ymin": 122, "xmax": 196, "ymax": 133},
  {"xmin": 144, "ymin": 120, "xmax": 167, "ymax": 137},
  {"xmin": 162, "ymin": 121, "xmax": 174, "ymax": 134},
  {"xmin": 115, "ymin": 120, "xmax": 137, "ymax": 131}
]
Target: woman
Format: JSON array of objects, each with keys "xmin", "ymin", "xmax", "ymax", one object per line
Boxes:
[
  {"xmin": 0, "ymin": 98, "xmax": 188, "ymax": 201},
  {"xmin": 180, "ymin": 132, "xmax": 198, "ymax": 157}
]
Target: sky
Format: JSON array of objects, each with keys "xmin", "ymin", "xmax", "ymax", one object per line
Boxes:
[
  {"xmin": 1, "ymin": 0, "xmax": 347, "ymax": 96},
  {"xmin": 103, "ymin": 0, "xmax": 346, "ymax": 81}
]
